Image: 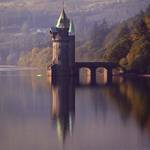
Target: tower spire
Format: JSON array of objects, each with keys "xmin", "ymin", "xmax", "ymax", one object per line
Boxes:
[
  {"xmin": 69, "ymin": 20, "xmax": 75, "ymax": 36},
  {"xmin": 56, "ymin": 0, "xmax": 69, "ymax": 29}
]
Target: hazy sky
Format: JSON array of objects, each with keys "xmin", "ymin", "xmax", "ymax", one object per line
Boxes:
[
  {"xmin": 0, "ymin": 0, "xmax": 137, "ymax": 10},
  {"xmin": 0, "ymin": 0, "xmax": 149, "ymax": 14},
  {"xmin": 0, "ymin": 0, "xmax": 129, "ymax": 5}
]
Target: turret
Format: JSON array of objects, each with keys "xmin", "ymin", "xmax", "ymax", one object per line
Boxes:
[
  {"xmin": 50, "ymin": 9, "xmax": 69, "ymax": 66},
  {"xmin": 56, "ymin": 9, "xmax": 70, "ymax": 29},
  {"xmin": 69, "ymin": 20, "xmax": 75, "ymax": 36},
  {"xmin": 49, "ymin": 9, "xmax": 75, "ymax": 76}
]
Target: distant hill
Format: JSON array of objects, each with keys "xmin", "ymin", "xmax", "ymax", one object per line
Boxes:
[
  {"xmin": 0, "ymin": 0, "xmax": 149, "ymax": 63},
  {"xmin": 18, "ymin": 4, "xmax": 150, "ymax": 74},
  {"xmin": 79, "ymin": 5, "xmax": 150, "ymax": 73},
  {"xmin": 18, "ymin": 47, "xmax": 52, "ymax": 67},
  {"xmin": 0, "ymin": 0, "xmax": 149, "ymax": 28}
]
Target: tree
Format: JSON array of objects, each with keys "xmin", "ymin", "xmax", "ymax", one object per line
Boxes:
[
  {"xmin": 131, "ymin": 18, "xmax": 148, "ymax": 38},
  {"xmin": 90, "ymin": 19, "xmax": 110, "ymax": 49},
  {"xmin": 103, "ymin": 37, "xmax": 132, "ymax": 62}
]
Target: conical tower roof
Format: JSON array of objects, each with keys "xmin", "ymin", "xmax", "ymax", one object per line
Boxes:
[
  {"xmin": 56, "ymin": 9, "xmax": 70, "ymax": 29},
  {"xmin": 69, "ymin": 20, "xmax": 75, "ymax": 36}
]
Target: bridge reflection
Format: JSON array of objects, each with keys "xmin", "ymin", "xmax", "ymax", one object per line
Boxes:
[
  {"xmin": 48, "ymin": 76, "xmax": 113, "ymax": 143},
  {"xmin": 48, "ymin": 75, "xmax": 150, "ymax": 143}
]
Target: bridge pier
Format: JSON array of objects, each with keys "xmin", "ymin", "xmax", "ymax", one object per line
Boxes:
[
  {"xmin": 107, "ymin": 68, "xmax": 113, "ymax": 83},
  {"xmin": 90, "ymin": 68, "xmax": 96, "ymax": 85}
]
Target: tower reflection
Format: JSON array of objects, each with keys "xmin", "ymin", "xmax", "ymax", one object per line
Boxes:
[{"xmin": 50, "ymin": 77, "xmax": 75, "ymax": 142}]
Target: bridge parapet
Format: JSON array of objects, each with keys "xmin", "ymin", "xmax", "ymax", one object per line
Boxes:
[{"xmin": 75, "ymin": 62, "xmax": 119, "ymax": 70}]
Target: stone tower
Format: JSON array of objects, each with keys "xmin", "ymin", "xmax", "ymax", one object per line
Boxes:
[{"xmin": 49, "ymin": 9, "xmax": 75, "ymax": 77}]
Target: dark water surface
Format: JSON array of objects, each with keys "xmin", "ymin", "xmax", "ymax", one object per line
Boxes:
[{"xmin": 0, "ymin": 69, "xmax": 150, "ymax": 150}]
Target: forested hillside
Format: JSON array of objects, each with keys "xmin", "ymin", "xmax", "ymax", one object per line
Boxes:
[
  {"xmin": 0, "ymin": 0, "xmax": 149, "ymax": 65},
  {"xmin": 18, "ymin": 4, "xmax": 150, "ymax": 74},
  {"xmin": 102, "ymin": 6, "xmax": 150, "ymax": 73},
  {"xmin": 76, "ymin": 4, "xmax": 150, "ymax": 73}
]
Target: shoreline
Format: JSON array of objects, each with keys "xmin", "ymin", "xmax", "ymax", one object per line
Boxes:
[
  {"xmin": 0, "ymin": 66, "xmax": 150, "ymax": 78},
  {"xmin": 138, "ymin": 74, "xmax": 150, "ymax": 77},
  {"xmin": 0, "ymin": 65, "xmax": 44, "ymax": 71},
  {"xmin": 115, "ymin": 73, "xmax": 150, "ymax": 78}
]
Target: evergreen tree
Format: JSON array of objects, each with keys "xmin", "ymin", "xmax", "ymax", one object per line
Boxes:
[{"xmin": 90, "ymin": 19, "xmax": 109, "ymax": 49}]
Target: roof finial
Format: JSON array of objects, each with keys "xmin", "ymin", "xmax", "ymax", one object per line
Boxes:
[{"xmin": 63, "ymin": 0, "xmax": 65, "ymax": 10}]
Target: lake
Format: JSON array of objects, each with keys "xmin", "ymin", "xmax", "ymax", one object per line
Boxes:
[{"xmin": 0, "ymin": 68, "xmax": 150, "ymax": 150}]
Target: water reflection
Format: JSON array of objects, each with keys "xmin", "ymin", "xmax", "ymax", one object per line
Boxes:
[
  {"xmin": 49, "ymin": 75, "xmax": 150, "ymax": 148},
  {"xmin": 107, "ymin": 77, "xmax": 150, "ymax": 133},
  {"xmin": 50, "ymin": 77, "xmax": 75, "ymax": 143},
  {"xmin": 0, "ymin": 69, "xmax": 150, "ymax": 150}
]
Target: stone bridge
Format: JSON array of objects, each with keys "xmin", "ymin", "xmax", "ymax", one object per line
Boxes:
[
  {"xmin": 49, "ymin": 61, "xmax": 123, "ymax": 84},
  {"xmin": 74, "ymin": 62, "xmax": 122, "ymax": 84},
  {"xmin": 49, "ymin": 9, "xmax": 124, "ymax": 85}
]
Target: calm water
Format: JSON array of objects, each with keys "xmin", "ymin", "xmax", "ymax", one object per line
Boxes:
[{"xmin": 0, "ymin": 69, "xmax": 150, "ymax": 150}]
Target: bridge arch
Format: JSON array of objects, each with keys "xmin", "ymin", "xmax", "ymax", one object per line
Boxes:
[
  {"xmin": 96, "ymin": 67, "xmax": 109, "ymax": 84},
  {"xmin": 79, "ymin": 67, "xmax": 92, "ymax": 85},
  {"xmin": 74, "ymin": 62, "xmax": 119, "ymax": 84}
]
